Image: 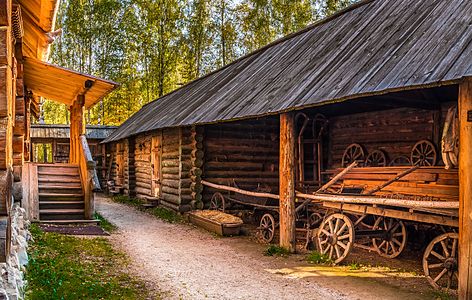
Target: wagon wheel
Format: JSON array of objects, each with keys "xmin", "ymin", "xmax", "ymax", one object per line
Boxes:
[
  {"xmin": 411, "ymin": 140, "xmax": 437, "ymax": 166},
  {"xmin": 389, "ymin": 155, "xmax": 411, "ymax": 166},
  {"xmin": 364, "ymin": 150, "xmax": 387, "ymax": 167},
  {"xmin": 342, "ymin": 144, "xmax": 365, "ymax": 167},
  {"xmin": 209, "ymin": 192, "xmax": 225, "ymax": 211},
  {"xmin": 317, "ymin": 213, "xmax": 354, "ymax": 264},
  {"xmin": 423, "ymin": 232, "xmax": 458, "ymax": 292},
  {"xmin": 308, "ymin": 212, "xmax": 323, "ymax": 229},
  {"xmin": 372, "ymin": 217, "xmax": 407, "ymax": 259},
  {"xmin": 259, "ymin": 213, "xmax": 276, "ymax": 243}
]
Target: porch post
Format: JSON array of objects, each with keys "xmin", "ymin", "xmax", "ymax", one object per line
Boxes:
[
  {"xmin": 69, "ymin": 94, "xmax": 85, "ymax": 164},
  {"xmin": 279, "ymin": 112, "xmax": 296, "ymax": 252},
  {"xmin": 459, "ymin": 77, "xmax": 472, "ymax": 299}
]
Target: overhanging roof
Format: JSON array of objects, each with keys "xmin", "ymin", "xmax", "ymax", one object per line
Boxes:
[
  {"xmin": 23, "ymin": 57, "xmax": 119, "ymax": 108},
  {"xmin": 104, "ymin": 0, "xmax": 472, "ymax": 143},
  {"xmin": 18, "ymin": 0, "xmax": 59, "ymax": 60}
]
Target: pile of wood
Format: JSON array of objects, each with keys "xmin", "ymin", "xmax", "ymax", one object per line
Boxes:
[{"xmin": 326, "ymin": 166, "xmax": 458, "ymax": 201}]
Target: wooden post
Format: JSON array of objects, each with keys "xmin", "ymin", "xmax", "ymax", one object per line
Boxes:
[
  {"xmin": 69, "ymin": 94, "xmax": 85, "ymax": 164},
  {"xmin": 279, "ymin": 112, "xmax": 296, "ymax": 252},
  {"xmin": 459, "ymin": 77, "xmax": 472, "ymax": 299}
]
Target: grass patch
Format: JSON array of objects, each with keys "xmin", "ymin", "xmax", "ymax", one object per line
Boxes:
[
  {"xmin": 306, "ymin": 251, "xmax": 333, "ymax": 264},
  {"xmin": 264, "ymin": 245, "xmax": 290, "ymax": 257},
  {"xmin": 430, "ymin": 290, "xmax": 456, "ymax": 300},
  {"xmin": 26, "ymin": 224, "xmax": 151, "ymax": 300},
  {"xmin": 112, "ymin": 195, "xmax": 182, "ymax": 223},
  {"xmin": 93, "ymin": 212, "xmax": 117, "ymax": 233},
  {"xmin": 348, "ymin": 262, "xmax": 362, "ymax": 270}
]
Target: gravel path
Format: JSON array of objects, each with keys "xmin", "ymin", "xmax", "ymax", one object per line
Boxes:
[{"xmin": 96, "ymin": 196, "xmax": 347, "ymax": 300}]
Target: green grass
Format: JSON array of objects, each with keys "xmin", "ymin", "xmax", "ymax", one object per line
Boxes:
[
  {"xmin": 94, "ymin": 212, "xmax": 117, "ymax": 233},
  {"xmin": 306, "ymin": 251, "xmax": 333, "ymax": 264},
  {"xmin": 25, "ymin": 224, "xmax": 151, "ymax": 300},
  {"xmin": 112, "ymin": 195, "xmax": 183, "ymax": 223},
  {"xmin": 264, "ymin": 245, "xmax": 290, "ymax": 257}
]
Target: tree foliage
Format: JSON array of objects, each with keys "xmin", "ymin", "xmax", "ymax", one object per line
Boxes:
[{"xmin": 42, "ymin": 0, "xmax": 356, "ymax": 125}]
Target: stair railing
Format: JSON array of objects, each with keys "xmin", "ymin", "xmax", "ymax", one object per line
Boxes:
[{"xmin": 78, "ymin": 135, "xmax": 101, "ymax": 219}]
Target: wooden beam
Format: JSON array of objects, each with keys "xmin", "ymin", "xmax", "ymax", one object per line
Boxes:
[
  {"xmin": 459, "ymin": 77, "xmax": 472, "ymax": 299},
  {"xmin": 279, "ymin": 112, "xmax": 296, "ymax": 252}
]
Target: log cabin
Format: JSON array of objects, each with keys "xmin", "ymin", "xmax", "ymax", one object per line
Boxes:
[
  {"xmin": 103, "ymin": 0, "xmax": 472, "ymax": 296},
  {"xmin": 0, "ymin": 0, "xmax": 118, "ymax": 260}
]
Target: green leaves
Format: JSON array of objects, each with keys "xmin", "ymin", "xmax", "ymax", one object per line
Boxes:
[{"xmin": 44, "ymin": 0, "xmax": 357, "ymax": 126}]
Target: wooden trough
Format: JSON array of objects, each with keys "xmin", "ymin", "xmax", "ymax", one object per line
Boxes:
[{"xmin": 187, "ymin": 210, "xmax": 243, "ymax": 236}]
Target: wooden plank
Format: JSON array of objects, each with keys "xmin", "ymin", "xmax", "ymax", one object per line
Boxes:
[
  {"xmin": 322, "ymin": 202, "xmax": 458, "ymax": 227},
  {"xmin": 30, "ymin": 164, "xmax": 39, "ymax": 220},
  {"xmin": 459, "ymin": 78, "xmax": 472, "ymax": 299},
  {"xmin": 279, "ymin": 113, "xmax": 296, "ymax": 252}
]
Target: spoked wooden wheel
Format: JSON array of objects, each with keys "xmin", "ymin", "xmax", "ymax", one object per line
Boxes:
[
  {"xmin": 411, "ymin": 140, "xmax": 437, "ymax": 166},
  {"xmin": 342, "ymin": 143, "xmax": 365, "ymax": 167},
  {"xmin": 259, "ymin": 213, "xmax": 276, "ymax": 243},
  {"xmin": 389, "ymin": 155, "xmax": 411, "ymax": 166},
  {"xmin": 423, "ymin": 232, "xmax": 458, "ymax": 292},
  {"xmin": 317, "ymin": 213, "xmax": 354, "ymax": 264},
  {"xmin": 364, "ymin": 150, "xmax": 387, "ymax": 167},
  {"xmin": 308, "ymin": 212, "xmax": 323, "ymax": 229},
  {"xmin": 372, "ymin": 217, "xmax": 407, "ymax": 258},
  {"xmin": 209, "ymin": 192, "xmax": 225, "ymax": 211}
]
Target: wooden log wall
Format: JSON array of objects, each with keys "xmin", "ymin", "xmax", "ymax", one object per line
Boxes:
[
  {"xmin": 159, "ymin": 127, "xmax": 192, "ymax": 212},
  {"xmin": 202, "ymin": 117, "xmax": 279, "ymax": 206},
  {"xmin": 108, "ymin": 140, "xmax": 129, "ymax": 192},
  {"xmin": 133, "ymin": 134, "xmax": 153, "ymax": 199},
  {"xmin": 190, "ymin": 126, "xmax": 204, "ymax": 209},
  {"xmin": 328, "ymin": 107, "xmax": 444, "ymax": 169}
]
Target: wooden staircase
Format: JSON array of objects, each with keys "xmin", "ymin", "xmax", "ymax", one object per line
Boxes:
[{"xmin": 37, "ymin": 164, "xmax": 87, "ymax": 221}]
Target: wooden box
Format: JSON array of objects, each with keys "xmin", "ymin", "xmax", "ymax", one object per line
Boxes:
[{"xmin": 187, "ymin": 210, "xmax": 243, "ymax": 236}]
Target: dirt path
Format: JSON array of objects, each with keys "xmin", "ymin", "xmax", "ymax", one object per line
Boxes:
[{"xmin": 96, "ymin": 195, "xmax": 436, "ymax": 300}]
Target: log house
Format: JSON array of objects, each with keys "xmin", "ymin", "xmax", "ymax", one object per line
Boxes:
[{"xmin": 103, "ymin": 0, "xmax": 472, "ymax": 296}]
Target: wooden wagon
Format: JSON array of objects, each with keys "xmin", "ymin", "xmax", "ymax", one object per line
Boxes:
[{"xmin": 203, "ymin": 180, "xmax": 324, "ymax": 244}]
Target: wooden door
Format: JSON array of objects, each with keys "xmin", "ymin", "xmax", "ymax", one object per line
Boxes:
[
  {"xmin": 151, "ymin": 134, "xmax": 162, "ymax": 198},
  {"xmin": 115, "ymin": 143, "xmax": 124, "ymax": 186}
]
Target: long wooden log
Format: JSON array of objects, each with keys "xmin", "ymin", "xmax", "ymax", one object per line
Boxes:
[
  {"xmin": 364, "ymin": 165, "xmax": 419, "ymax": 195},
  {"xmin": 279, "ymin": 112, "xmax": 296, "ymax": 252},
  {"xmin": 295, "ymin": 192, "xmax": 459, "ymax": 209},
  {"xmin": 459, "ymin": 78, "xmax": 472, "ymax": 298},
  {"xmin": 201, "ymin": 180, "xmax": 279, "ymax": 200},
  {"xmin": 295, "ymin": 161, "xmax": 357, "ymax": 213}
]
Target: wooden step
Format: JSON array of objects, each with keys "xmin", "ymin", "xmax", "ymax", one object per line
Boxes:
[
  {"xmin": 36, "ymin": 219, "xmax": 99, "ymax": 225},
  {"xmin": 36, "ymin": 163, "xmax": 79, "ymax": 167},
  {"xmin": 39, "ymin": 193, "xmax": 84, "ymax": 201},
  {"xmin": 40, "ymin": 209, "xmax": 84, "ymax": 214},
  {"xmin": 38, "ymin": 171, "xmax": 79, "ymax": 177},
  {"xmin": 39, "ymin": 178, "xmax": 81, "ymax": 183},
  {"xmin": 39, "ymin": 209, "xmax": 86, "ymax": 221},
  {"xmin": 39, "ymin": 185, "xmax": 82, "ymax": 191}
]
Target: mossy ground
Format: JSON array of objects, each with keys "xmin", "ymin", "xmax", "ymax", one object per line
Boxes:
[{"xmin": 25, "ymin": 224, "xmax": 152, "ymax": 300}]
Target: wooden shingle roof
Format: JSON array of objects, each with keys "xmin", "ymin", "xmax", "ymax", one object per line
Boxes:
[{"xmin": 104, "ymin": 0, "xmax": 472, "ymax": 143}]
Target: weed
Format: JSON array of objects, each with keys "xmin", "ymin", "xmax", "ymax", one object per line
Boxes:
[
  {"xmin": 93, "ymin": 212, "xmax": 117, "ymax": 232},
  {"xmin": 431, "ymin": 290, "xmax": 455, "ymax": 300},
  {"xmin": 306, "ymin": 251, "xmax": 333, "ymax": 264},
  {"xmin": 264, "ymin": 245, "xmax": 290, "ymax": 257},
  {"xmin": 348, "ymin": 262, "xmax": 362, "ymax": 270},
  {"xmin": 25, "ymin": 224, "xmax": 151, "ymax": 300}
]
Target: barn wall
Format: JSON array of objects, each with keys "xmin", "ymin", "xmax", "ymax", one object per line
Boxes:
[
  {"xmin": 328, "ymin": 107, "xmax": 440, "ymax": 169},
  {"xmin": 202, "ymin": 117, "xmax": 279, "ymax": 205},
  {"xmin": 134, "ymin": 133, "xmax": 152, "ymax": 199}
]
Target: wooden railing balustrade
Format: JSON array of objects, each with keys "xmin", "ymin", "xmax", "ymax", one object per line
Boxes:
[{"xmin": 78, "ymin": 135, "xmax": 101, "ymax": 219}]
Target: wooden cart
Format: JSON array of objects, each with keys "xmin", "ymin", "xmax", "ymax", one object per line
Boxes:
[
  {"xmin": 204, "ymin": 180, "xmax": 323, "ymax": 244},
  {"xmin": 296, "ymin": 163, "xmax": 459, "ymax": 293}
]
